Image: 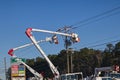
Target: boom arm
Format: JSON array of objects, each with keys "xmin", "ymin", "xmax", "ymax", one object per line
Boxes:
[
  {"xmin": 14, "ymin": 58, "xmax": 43, "ymax": 80},
  {"xmin": 8, "ymin": 38, "xmax": 52, "ymax": 80},
  {"xmin": 8, "ymin": 37, "xmax": 52, "ymax": 56},
  {"xmin": 25, "ymin": 28, "xmax": 80, "ymax": 79}
]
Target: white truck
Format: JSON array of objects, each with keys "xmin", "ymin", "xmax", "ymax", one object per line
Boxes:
[{"xmin": 93, "ymin": 66, "xmax": 120, "ymax": 80}]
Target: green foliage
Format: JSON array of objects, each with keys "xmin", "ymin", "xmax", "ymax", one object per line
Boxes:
[
  {"xmin": 26, "ymin": 59, "xmax": 35, "ymax": 66},
  {"xmin": 114, "ymin": 42, "xmax": 120, "ymax": 57},
  {"xmin": 7, "ymin": 41, "xmax": 120, "ymax": 79}
]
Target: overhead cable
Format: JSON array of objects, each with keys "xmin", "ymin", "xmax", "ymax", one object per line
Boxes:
[
  {"xmin": 86, "ymin": 39, "xmax": 120, "ymax": 48},
  {"xmin": 70, "ymin": 6, "xmax": 120, "ymax": 29}
]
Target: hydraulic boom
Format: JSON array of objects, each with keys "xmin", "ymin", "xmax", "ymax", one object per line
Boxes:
[
  {"xmin": 25, "ymin": 28, "xmax": 80, "ymax": 79},
  {"xmin": 8, "ymin": 38, "xmax": 52, "ymax": 80}
]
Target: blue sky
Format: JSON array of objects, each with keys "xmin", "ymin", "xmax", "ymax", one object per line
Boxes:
[{"xmin": 0, "ymin": 0, "xmax": 120, "ymax": 79}]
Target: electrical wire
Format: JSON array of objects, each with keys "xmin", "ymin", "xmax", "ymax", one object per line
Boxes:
[
  {"xmin": 66, "ymin": 6, "xmax": 120, "ymax": 50},
  {"xmin": 69, "ymin": 6, "xmax": 120, "ymax": 29},
  {"xmin": 80, "ymin": 34, "xmax": 120, "ymax": 48},
  {"xmin": 75, "ymin": 11, "xmax": 120, "ymax": 29},
  {"xmin": 74, "ymin": 39, "xmax": 120, "ymax": 52},
  {"xmin": 84, "ymin": 39, "xmax": 120, "ymax": 49}
]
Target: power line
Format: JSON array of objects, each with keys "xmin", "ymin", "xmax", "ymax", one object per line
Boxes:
[
  {"xmin": 67, "ymin": 6, "xmax": 120, "ymax": 50},
  {"xmin": 69, "ymin": 6, "xmax": 120, "ymax": 29},
  {"xmin": 76, "ymin": 11, "xmax": 120, "ymax": 29},
  {"xmin": 74, "ymin": 39, "xmax": 120, "ymax": 51},
  {"xmin": 80, "ymin": 34, "xmax": 120, "ymax": 48},
  {"xmin": 84, "ymin": 39, "xmax": 120, "ymax": 49}
]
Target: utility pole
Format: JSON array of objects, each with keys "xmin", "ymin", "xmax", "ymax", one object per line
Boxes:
[
  {"xmin": 65, "ymin": 36, "xmax": 70, "ymax": 73},
  {"xmin": 56, "ymin": 26, "xmax": 79, "ymax": 73},
  {"xmin": 64, "ymin": 27, "xmax": 71, "ymax": 73},
  {"xmin": 4, "ymin": 57, "xmax": 7, "ymax": 80},
  {"xmin": 57, "ymin": 26, "xmax": 71, "ymax": 73},
  {"xmin": 68, "ymin": 48, "xmax": 74, "ymax": 73}
]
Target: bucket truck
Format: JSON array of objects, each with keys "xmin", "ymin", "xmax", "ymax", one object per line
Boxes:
[
  {"xmin": 8, "ymin": 37, "xmax": 53, "ymax": 80},
  {"xmin": 93, "ymin": 66, "xmax": 120, "ymax": 80},
  {"xmin": 25, "ymin": 28, "xmax": 80, "ymax": 80}
]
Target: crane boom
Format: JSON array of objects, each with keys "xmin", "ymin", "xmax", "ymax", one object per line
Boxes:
[
  {"xmin": 8, "ymin": 37, "xmax": 52, "ymax": 80},
  {"xmin": 8, "ymin": 37, "xmax": 52, "ymax": 56},
  {"xmin": 25, "ymin": 28, "xmax": 80, "ymax": 80},
  {"xmin": 14, "ymin": 58, "xmax": 43, "ymax": 80}
]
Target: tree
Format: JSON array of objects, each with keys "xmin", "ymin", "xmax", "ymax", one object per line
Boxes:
[
  {"xmin": 102, "ymin": 43, "xmax": 116, "ymax": 67},
  {"xmin": 26, "ymin": 59, "xmax": 35, "ymax": 66},
  {"xmin": 72, "ymin": 48, "xmax": 101, "ymax": 77},
  {"xmin": 35, "ymin": 57, "xmax": 43, "ymax": 63},
  {"xmin": 55, "ymin": 50, "xmax": 67, "ymax": 74},
  {"xmin": 114, "ymin": 42, "xmax": 120, "ymax": 57},
  {"xmin": 114, "ymin": 42, "xmax": 120, "ymax": 65},
  {"xmin": 105, "ymin": 43, "xmax": 114, "ymax": 53},
  {"xmin": 8, "ymin": 42, "xmax": 120, "ymax": 79}
]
